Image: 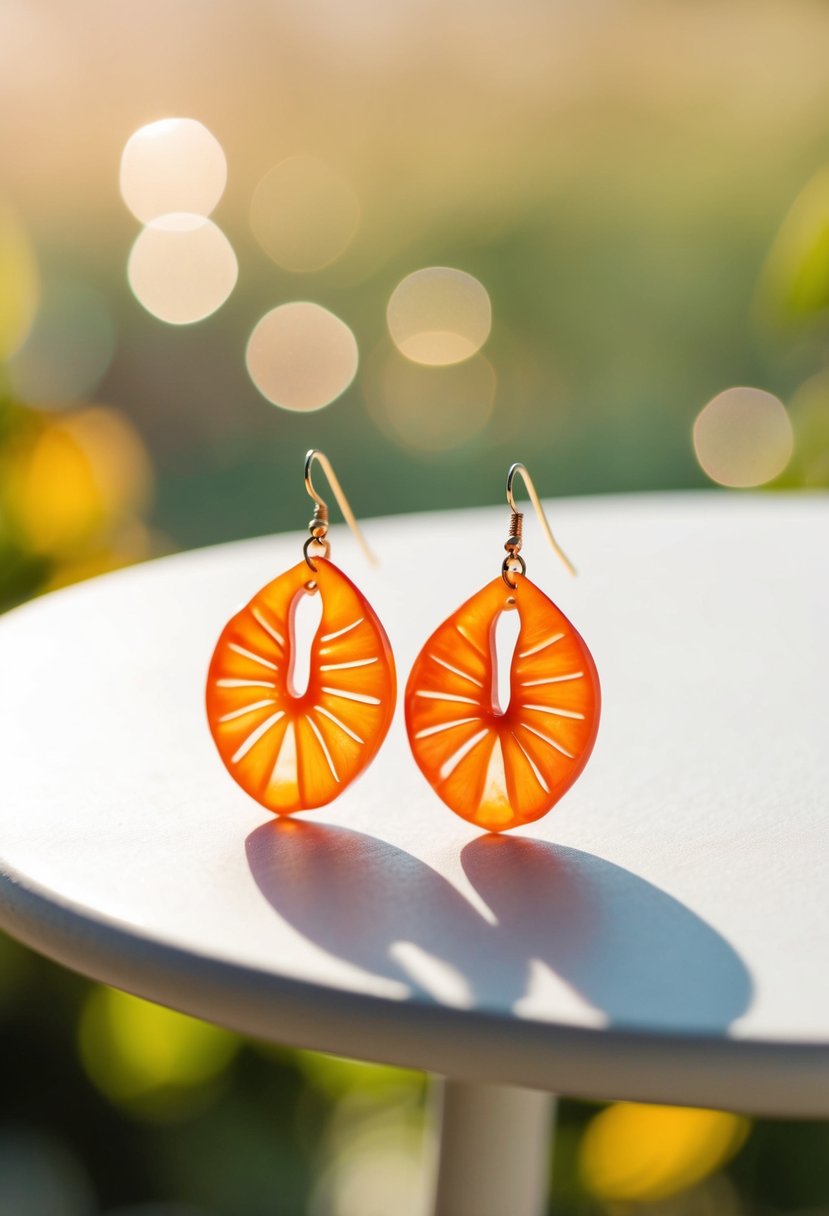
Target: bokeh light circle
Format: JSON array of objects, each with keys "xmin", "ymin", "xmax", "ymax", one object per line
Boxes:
[
  {"xmin": 128, "ymin": 215, "xmax": 238, "ymax": 325},
  {"xmin": 250, "ymin": 156, "xmax": 361, "ymax": 272},
  {"xmin": 693, "ymin": 387, "xmax": 794, "ymax": 488},
  {"xmin": 246, "ymin": 302, "xmax": 359, "ymax": 411},
  {"xmin": 364, "ymin": 345, "xmax": 496, "ymax": 452},
  {"xmin": 120, "ymin": 118, "xmax": 227, "ymax": 223},
  {"xmin": 387, "ymin": 267, "xmax": 492, "ymax": 366}
]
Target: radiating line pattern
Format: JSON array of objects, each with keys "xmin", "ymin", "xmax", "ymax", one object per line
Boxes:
[
  {"xmin": 207, "ymin": 559, "xmax": 396, "ymax": 813},
  {"xmin": 405, "ymin": 575, "xmax": 600, "ymax": 832}
]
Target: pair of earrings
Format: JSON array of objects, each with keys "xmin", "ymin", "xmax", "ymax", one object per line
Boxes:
[{"xmin": 206, "ymin": 450, "xmax": 600, "ymax": 834}]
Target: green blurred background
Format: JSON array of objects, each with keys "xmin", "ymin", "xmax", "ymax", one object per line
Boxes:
[{"xmin": 1, "ymin": 0, "xmax": 829, "ymax": 1212}]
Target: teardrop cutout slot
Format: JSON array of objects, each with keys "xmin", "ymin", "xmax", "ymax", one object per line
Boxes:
[
  {"xmin": 207, "ymin": 558, "xmax": 397, "ymax": 813},
  {"xmin": 491, "ymin": 606, "xmax": 521, "ymax": 715},
  {"xmin": 404, "ymin": 573, "xmax": 601, "ymax": 831},
  {"xmin": 288, "ymin": 587, "xmax": 323, "ymax": 699}
]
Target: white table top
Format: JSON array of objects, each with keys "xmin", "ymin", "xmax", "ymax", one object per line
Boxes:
[{"xmin": 0, "ymin": 492, "xmax": 827, "ymax": 1115}]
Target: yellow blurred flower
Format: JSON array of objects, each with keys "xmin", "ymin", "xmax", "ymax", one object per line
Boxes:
[
  {"xmin": 760, "ymin": 166, "xmax": 829, "ymax": 324},
  {"xmin": 78, "ymin": 985, "xmax": 240, "ymax": 1121},
  {"xmin": 580, "ymin": 1102, "xmax": 750, "ymax": 1205},
  {"xmin": 5, "ymin": 406, "xmax": 152, "ymax": 558}
]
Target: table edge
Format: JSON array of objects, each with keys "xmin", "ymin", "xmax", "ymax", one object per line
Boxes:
[{"xmin": 1, "ymin": 863, "xmax": 827, "ymax": 1117}]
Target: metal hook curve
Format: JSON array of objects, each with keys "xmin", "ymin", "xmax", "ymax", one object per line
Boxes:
[
  {"xmin": 506, "ymin": 462, "xmax": 576, "ymax": 577},
  {"xmin": 304, "ymin": 450, "xmax": 376, "ymax": 567}
]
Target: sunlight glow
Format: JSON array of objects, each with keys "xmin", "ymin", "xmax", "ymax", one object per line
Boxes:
[
  {"xmin": 693, "ymin": 387, "xmax": 794, "ymax": 487},
  {"xmin": 250, "ymin": 155, "xmax": 361, "ymax": 272},
  {"xmin": 364, "ymin": 346, "xmax": 495, "ymax": 451},
  {"xmin": 387, "ymin": 267, "xmax": 492, "ymax": 366},
  {"xmin": 246, "ymin": 302, "xmax": 359, "ymax": 411},
  {"xmin": 119, "ymin": 118, "xmax": 227, "ymax": 223},
  {"xmin": 127, "ymin": 214, "xmax": 238, "ymax": 325}
]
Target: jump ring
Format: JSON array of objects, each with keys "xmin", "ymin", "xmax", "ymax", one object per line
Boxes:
[
  {"xmin": 501, "ymin": 553, "xmax": 526, "ymax": 589},
  {"xmin": 304, "ymin": 535, "xmax": 330, "ymax": 571}
]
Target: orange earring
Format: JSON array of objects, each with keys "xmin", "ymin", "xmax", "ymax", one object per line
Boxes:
[
  {"xmin": 206, "ymin": 450, "xmax": 396, "ymax": 815},
  {"xmin": 405, "ymin": 463, "xmax": 600, "ymax": 833}
]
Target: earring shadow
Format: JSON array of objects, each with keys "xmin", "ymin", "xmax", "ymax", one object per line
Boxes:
[
  {"xmin": 246, "ymin": 820, "xmax": 753, "ymax": 1032},
  {"xmin": 460, "ymin": 834, "xmax": 754, "ymax": 1032},
  {"xmin": 245, "ymin": 818, "xmax": 494, "ymax": 1005}
]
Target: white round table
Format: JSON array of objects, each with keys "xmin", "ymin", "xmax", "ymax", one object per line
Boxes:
[{"xmin": 0, "ymin": 492, "xmax": 827, "ymax": 1216}]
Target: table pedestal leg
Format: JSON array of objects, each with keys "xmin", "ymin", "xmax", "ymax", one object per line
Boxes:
[{"xmin": 431, "ymin": 1079, "xmax": 555, "ymax": 1216}]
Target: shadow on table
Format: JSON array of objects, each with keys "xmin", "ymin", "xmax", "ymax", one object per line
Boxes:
[{"xmin": 246, "ymin": 820, "xmax": 752, "ymax": 1032}]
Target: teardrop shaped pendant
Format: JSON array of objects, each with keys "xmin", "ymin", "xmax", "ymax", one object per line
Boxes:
[
  {"xmin": 406, "ymin": 456, "xmax": 601, "ymax": 836},
  {"xmin": 207, "ymin": 555, "xmax": 396, "ymax": 815},
  {"xmin": 405, "ymin": 573, "xmax": 599, "ymax": 832}
]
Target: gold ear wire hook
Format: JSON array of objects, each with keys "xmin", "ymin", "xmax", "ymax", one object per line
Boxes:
[
  {"xmin": 505, "ymin": 462, "xmax": 577, "ymax": 578},
  {"xmin": 303, "ymin": 449, "xmax": 377, "ymax": 571}
]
